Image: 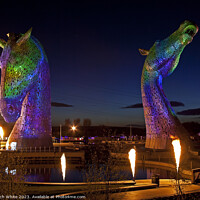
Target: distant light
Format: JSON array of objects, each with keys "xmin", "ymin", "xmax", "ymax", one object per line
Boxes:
[
  {"xmin": 5, "ymin": 167, "xmax": 16, "ymax": 175},
  {"xmin": 10, "ymin": 142, "xmax": 17, "ymax": 151},
  {"xmin": 6, "ymin": 142, "xmax": 9, "ymax": 150},
  {"xmin": 0, "ymin": 127, "xmax": 4, "ymax": 139},
  {"xmin": 71, "ymin": 126, "xmax": 76, "ymax": 131}
]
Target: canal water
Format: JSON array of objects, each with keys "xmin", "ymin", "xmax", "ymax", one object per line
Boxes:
[{"xmin": 25, "ymin": 164, "xmax": 176, "ymax": 183}]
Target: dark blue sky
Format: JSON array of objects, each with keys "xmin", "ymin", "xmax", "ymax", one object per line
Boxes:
[{"xmin": 1, "ymin": 0, "xmax": 200, "ymax": 126}]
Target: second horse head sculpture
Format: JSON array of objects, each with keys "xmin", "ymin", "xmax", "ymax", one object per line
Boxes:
[
  {"xmin": 140, "ymin": 20, "xmax": 198, "ymax": 150},
  {"xmin": 0, "ymin": 28, "xmax": 52, "ymax": 149}
]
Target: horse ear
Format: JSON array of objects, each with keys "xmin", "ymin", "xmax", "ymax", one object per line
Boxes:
[
  {"xmin": 16, "ymin": 28, "xmax": 32, "ymax": 46},
  {"xmin": 0, "ymin": 39, "xmax": 6, "ymax": 49},
  {"xmin": 139, "ymin": 48, "xmax": 149, "ymax": 56}
]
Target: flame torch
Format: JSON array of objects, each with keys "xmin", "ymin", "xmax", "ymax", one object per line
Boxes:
[
  {"xmin": 172, "ymin": 138, "xmax": 181, "ymax": 186},
  {"xmin": 128, "ymin": 148, "xmax": 136, "ymax": 182},
  {"xmin": 61, "ymin": 153, "xmax": 66, "ymax": 181},
  {"xmin": 172, "ymin": 139, "xmax": 181, "ymax": 172}
]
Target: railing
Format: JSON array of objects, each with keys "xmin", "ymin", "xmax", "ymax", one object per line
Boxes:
[
  {"xmin": 18, "ymin": 146, "xmax": 56, "ymax": 153},
  {"xmin": 3, "ymin": 146, "xmax": 79, "ymax": 153},
  {"xmin": 192, "ymin": 168, "xmax": 200, "ymax": 184}
]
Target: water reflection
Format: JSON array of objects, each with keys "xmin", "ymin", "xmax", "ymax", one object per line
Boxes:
[
  {"xmin": 25, "ymin": 164, "xmax": 176, "ymax": 183},
  {"xmin": 26, "ymin": 168, "xmax": 51, "ymax": 182}
]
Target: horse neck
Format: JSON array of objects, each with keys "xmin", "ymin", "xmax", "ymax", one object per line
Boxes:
[
  {"xmin": 20, "ymin": 60, "xmax": 51, "ymax": 130},
  {"xmin": 142, "ymin": 68, "xmax": 176, "ymax": 115},
  {"xmin": 141, "ymin": 66, "xmax": 182, "ymax": 148}
]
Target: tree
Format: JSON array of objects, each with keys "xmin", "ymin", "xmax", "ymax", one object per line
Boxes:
[
  {"xmin": 83, "ymin": 143, "xmax": 127, "ymax": 200},
  {"xmin": 65, "ymin": 118, "xmax": 71, "ymax": 127},
  {"xmin": 74, "ymin": 118, "xmax": 81, "ymax": 126},
  {"xmin": 83, "ymin": 119, "xmax": 92, "ymax": 126},
  {"xmin": 83, "ymin": 119, "xmax": 92, "ymax": 136}
]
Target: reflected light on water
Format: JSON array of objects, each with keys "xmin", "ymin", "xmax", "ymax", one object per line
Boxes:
[
  {"xmin": 61, "ymin": 153, "xmax": 66, "ymax": 181},
  {"xmin": 128, "ymin": 148, "xmax": 136, "ymax": 179},
  {"xmin": 172, "ymin": 139, "xmax": 181, "ymax": 172}
]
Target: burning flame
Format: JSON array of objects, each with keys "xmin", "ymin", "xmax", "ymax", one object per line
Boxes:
[
  {"xmin": 128, "ymin": 148, "xmax": 136, "ymax": 179},
  {"xmin": 61, "ymin": 153, "xmax": 66, "ymax": 181},
  {"xmin": 0, "ymin": 127, "xmax": 3, "ymax": 139},
  {"xmin": 172, "ymin": 139, "xmax": 181, "ymax": 172}
]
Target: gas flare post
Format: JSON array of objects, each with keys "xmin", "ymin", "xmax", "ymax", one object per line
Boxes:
[
  {"xmin": 172, "ymin": 139, "xmax": 181, "ymax": 183},
  {"xmin": 61, "ymin": 153, "xmax": 66, "ymax": 181},
  {"xmin": 128, "ymin": 148, "xmax": 136, "ymax": 181}
]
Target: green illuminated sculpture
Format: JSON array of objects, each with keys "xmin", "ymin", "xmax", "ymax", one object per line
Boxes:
[
  {"xmin": 140, "ymin": 20, "xmax": 198, "ymax": 149},
  {"xmin": 0, "ymin": 29, "xmax": 53, "ymax": 149}
]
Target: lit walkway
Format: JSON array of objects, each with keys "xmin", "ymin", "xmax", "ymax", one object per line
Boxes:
[
  {"xmin": 56, "ymin": 179, "xmax": 200, "ymax": 199},
  {"xmin": 109, "ymin": 179, "xmax": 200, "ymax": 200}
]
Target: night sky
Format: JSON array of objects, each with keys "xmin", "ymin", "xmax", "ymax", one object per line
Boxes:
[{"xmin": 1, "ymin": 1, "xmax": 200, "ymax": 127}]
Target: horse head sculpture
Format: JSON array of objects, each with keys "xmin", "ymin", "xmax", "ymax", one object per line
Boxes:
[
  {"xmin": 140, "ymin": 20, "xmax": 198, "ymax": 150},
  {"xmin": 0, "ymin": 28, "xmax": 53, "ymax": 149}
]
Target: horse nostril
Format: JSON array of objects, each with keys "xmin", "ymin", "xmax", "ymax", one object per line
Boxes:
[{"xmin": 8, "ymin": 105, "xmax": 14, "ymax": 114}]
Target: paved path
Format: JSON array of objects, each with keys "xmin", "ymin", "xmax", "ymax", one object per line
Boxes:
[
  {"xmin": 109, "ymin": 179, "xmax": 200, "ymax": 200},
  {"xmin": 56, "ymin": 179, "xmax": 200, "ymax": 199}
]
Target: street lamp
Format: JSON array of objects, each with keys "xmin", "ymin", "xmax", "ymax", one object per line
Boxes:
[
  {"xmin": 71, "ymin": 125, "xmax": 76, "ymax": 132},
  {"xmin": 0, "ymin": 126, "xmax": 4, "ymax": 150},
  {"xmin": 60, "ymin": 124, "xmax": 62, "ymax": 152}
]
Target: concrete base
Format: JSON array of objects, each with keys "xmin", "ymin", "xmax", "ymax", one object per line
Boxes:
[{"xmin": 6, "ymin": 135, "xmax": 53, "ymax": 150}]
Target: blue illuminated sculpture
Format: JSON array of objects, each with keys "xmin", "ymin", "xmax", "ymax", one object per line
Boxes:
[
  {"xmin": 140, "ymin": 20, "xmax": 198, "ymax": 149},
  {"xmin": 0, "ymin": 28, "xmax": 53, "ymax": 149}
]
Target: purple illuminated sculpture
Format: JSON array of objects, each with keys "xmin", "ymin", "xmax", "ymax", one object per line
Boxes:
[
  {"xmin": 140, "ymin": 21, "xmax": 198, "ymax": 149},
  {"xmin": 0, "ymin": 28, "xmax": 53, "ymax": 149}
]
